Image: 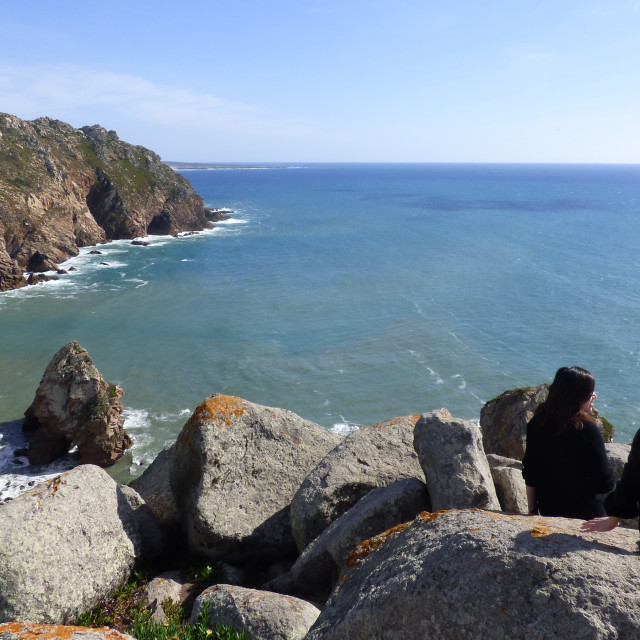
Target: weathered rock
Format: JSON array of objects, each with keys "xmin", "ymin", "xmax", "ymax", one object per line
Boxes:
[
  {"xmin": 0, "ymin": 112, "xmax": 213, "ymax": 291},
  {"xmin": 23, "ymin": 341, "xmax": 131, "ymax": 466},
  {"xmin": 129, "ymin": 444, "xmax": 180, "ymax": 531},
  {"xmin": 486, "ymin": 454, "xmax": 528, "ymax": 514},
  {"xmin": 190, "ymin": 585, "xmax": 320, "ymax": 640},
  {"xmin": 170, "ymin": 394, "xmax": 342, "ymax": 561},
  {"xmin": 481, "ymin": 384, "xmax": 615, "ymax": 460},
  {"xmin": 290, "ymin": 414, "xmax": 423, "ymax": 552},
  {"xmin": 268, "ymin": 478, "xmax": 430, "ymax": 602},
  {"xmin": 0, "ymin": 622, "xmax": 136, "ymax": 640},
  {"xmin": 0, "ymin": 232, "xmax": 26, "ymax": 292},
  {"xmin": 413, "ymin": 409, "xmax": 500, "ymax": 511},
  {"xmin": 117, "ymin": 484, "xmax": 167, "ymax": 563},
  {"xmin": 306, "ymin": 509, "xmax": 640, "ymax": 639},
  {"xmin": 144, "ymin": 571, "xmax": 196, "ymax": 624},
  {"xmin": 0, "ymin": 465, "xmax": 144, "ymax": 624},
  {"xmin": 480, "ymin": 384, "xmax": 549, "ymax": 459},
  {"xmin": 26, "ymin": 251, "xmax": 59, "ymax": 272},
  {"xmin": 606, "ymin": 441, "xmax": 632, "ymax": 480}
]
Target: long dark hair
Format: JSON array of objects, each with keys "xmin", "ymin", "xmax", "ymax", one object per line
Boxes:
[{"xmin": 533, "ymin": 366, "xmax": 595, "ymax": 433}]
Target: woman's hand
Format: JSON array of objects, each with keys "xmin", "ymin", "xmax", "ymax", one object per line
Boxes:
[{"xmin": 581, "ymin": 516, "xmax": 621, "ymax": 532}]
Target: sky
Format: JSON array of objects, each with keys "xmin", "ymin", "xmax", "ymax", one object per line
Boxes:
[{"xmin": 1, "ymin": 1, "xmax": 640, "ymax": 163}]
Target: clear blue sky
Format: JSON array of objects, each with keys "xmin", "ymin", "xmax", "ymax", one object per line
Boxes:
[{"xmin": 2, "ymin": 1, "xmax": 639, "ymax": 163}]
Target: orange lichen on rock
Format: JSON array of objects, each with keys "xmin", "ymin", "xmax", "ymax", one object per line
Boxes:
[
  {"xmin": 0, "ymin": 621, "xmax": 131, "ymax": 640},
  {"xmin": 188, "ymin": 394, "xmax": 247, "ymax": 428},
  {"xmin": 45, "ymin": 475, "xmax": 64, "ymax": 496},
  {"xmin": 417, "ymin": 510, "xmax": 452, "ymax": 523},
  {"xmin": 345, "ymin": 521, "xmax": 412, "ymax": 568}
]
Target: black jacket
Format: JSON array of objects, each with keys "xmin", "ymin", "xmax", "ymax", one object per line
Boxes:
[
  {"xmin": 604, "ymin": 428, "xmax": 640, "ymax": 520},
  {"xmin": 522, "ymin": 415, "xmax": 614, "ymax": 519}
]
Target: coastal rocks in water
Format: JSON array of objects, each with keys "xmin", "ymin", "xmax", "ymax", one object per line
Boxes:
[
  {"xmin": 305, "ymin": 510, "xmax": 640, "ymax": 639},
  {"xmin": 190, "ymin": 584, "xmax": 320, "ymax": 640},
  {"xmin": 0, "ymin": 112, "xmax": 213, "ymax": 291},
  {"xmin": 23, "ymin": 341, "xmax": 132, "ymax": 466},
  {"xmin": 0, "ymin": 465, "xmax": 148, "ymax": 624},
  {"xmin": 0, "ymin": 231, "xmax": 26, "ymax": 291},
  {"xmin": 26, "ymin": 250, "xmax": 59, "ymax": 272},
  {"xmin": 268, "ymin": 478, "xmax": 431, "ymax": 602},
  {"xmin": 290, "ymin": 414, "xmax": 424, "ymax": 552},
  {"xmin": 170, "ymin": 394, "xmax": 342, "ymax": 561},
  {"xmin": 0, "ymin": 622, "xmax": 136, "ymax": 640},
  {"xmin": 413, "ymin": 409, "xmax": 500, "ymax": 511}
]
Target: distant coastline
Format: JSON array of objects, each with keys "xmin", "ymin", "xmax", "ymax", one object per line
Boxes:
[{"xmin": 166, "ymin": 161, "xmax": 305, "ymax": 171}]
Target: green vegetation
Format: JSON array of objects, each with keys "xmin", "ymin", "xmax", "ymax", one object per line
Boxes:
[
  {"xmin": 598, "ymin": 415, "xmax": 615, "ymax": 442},
  {"xmin": 76, "ymin": 571, "xmax": 249, "ymax": 640}
]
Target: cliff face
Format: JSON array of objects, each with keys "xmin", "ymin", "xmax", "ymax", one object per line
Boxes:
[{"xmin": 0, "ymin": 113, "xmax": 212, "ymax": 291}]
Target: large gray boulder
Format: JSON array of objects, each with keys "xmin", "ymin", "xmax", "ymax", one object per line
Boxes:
[
  {"xmin": 413, "ymin": 409, "xmax": 500, "ymax": 511},
  {"xmin": 290, "ymin": 414, "xmax": 424, "ymax": 551},
  {"xmin": 0, "ymin": 622, "xmax": 136, "ymax": 640},
  {"xmin": 0, "ymin": 465, "xmax": 147, "ymax": 623},
  {"xmin": 22, "ymin": 341, "xmax": 131, "ymax": 466},
  {"xmin": 190, "ymin": 584, "xmax": 320, "ymax": 640},
  {"xmin": 268, "ymin": 478, "xmax": 430, "ymax": 602},
  {"xmin": 129, "ymin": 444, "xmax": 180, "ymax": 530},
  {"xmin": 170, "ymin": 394, "xmax": 341, "ymax": 561},
  {"xmin": 479, "ymin": 384, "xmax": 548, "ymax": 459},
  {"xmin": 306, "ymin": 509, "xmax": 640, "ymax": 639}
]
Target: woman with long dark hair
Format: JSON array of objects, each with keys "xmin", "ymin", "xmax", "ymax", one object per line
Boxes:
[{"xmin": 522, "ymin": 366, "xmax": 614, "ymax": 519}]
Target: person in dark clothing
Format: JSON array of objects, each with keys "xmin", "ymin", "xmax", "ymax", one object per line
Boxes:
[
  {"xmin": 522, "ymin": 366, "xmax": 614, "ymax": 520},
  {"xmin": 582, "ymin": 428, "xmax": 640, "ymax": 532}
]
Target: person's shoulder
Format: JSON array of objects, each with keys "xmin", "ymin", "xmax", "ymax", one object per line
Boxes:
[{"xmin": 580, "ymin": 418, "xmax": 605, "ymax": 440}]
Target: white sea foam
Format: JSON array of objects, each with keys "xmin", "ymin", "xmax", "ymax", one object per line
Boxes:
[
  {"xmin": 0, "ymin": 419, "xmax": 77, "ymax": 504},
  {"xmin": 330, "ymin": 418, "xmax": 360, "ymax": 436},
  {"xmin": 214, "ymin": 218, "xmax": 248, "ymax": 225},
  {"xmin": 451, "ymin": 374, "xmax": 467, "ymax": 390}
]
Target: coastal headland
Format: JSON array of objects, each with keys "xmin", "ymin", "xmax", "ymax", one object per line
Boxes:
[{"xmin": 0, "ymin": 113, "xmax": 227, "ymax": 292}]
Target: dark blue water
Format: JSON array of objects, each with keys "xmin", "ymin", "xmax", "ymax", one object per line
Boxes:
[{"xmin": 2, "ymin": 163, "xmax": 640, "ymax": 489}]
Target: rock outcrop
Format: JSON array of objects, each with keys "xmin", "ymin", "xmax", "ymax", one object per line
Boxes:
[
  {"xmin": 414, "ymin": 409, "xmax": 500, "ymax": 511},
  {"xmin": 0, "ymin": 113, "xmax": 213, "ymax": 291},
  {"xmin": 170, "ymin": 394, "xmax": 342, "ymax": 561},
  {"xmin": 0, "ymin": 389, "xmax": 633, "ymax": 637},
  {"xmin": 0, "ymin": 465, "xmax": 157, "ymax": 624},
  {"xmin": 23, "ymin": 341, "xmax": 131, "ymax": 466},
  {"xmin": 479, "ymin": 384, "xmax": 550, "ymax": 459},
  {"xmin": 290, "ymin": 414, "xmax": 424, "ymax": 552},
  {"xmin": 129, "ymin": 444, "xmax": 180, "ymax": 530},
  {"xmin": 305, "ymin": 509, "xmax": 640, "ymax": 639},
  {"xmin": 268, "ymin": 478, "xmax": 430, "ymax": 602}
]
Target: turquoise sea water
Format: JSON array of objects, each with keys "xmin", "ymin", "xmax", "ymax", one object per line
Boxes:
[{"xmin": 2, "ymin": 163, "xmax": 640, "ymax": 492}]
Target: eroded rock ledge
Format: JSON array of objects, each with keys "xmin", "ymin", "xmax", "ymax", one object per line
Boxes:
[{"xmin": 0, "ymin": 113, "xmax": 220, "ymax": 292}]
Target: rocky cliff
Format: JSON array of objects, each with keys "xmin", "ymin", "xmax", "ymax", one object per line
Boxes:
[{"xmin": 0, "ymin": 113, "xmax": 217, "ymax": 292}]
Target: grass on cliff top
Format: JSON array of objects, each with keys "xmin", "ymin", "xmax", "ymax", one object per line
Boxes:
[{"xmin": 76, "ymin": 570, "xmax": 248, "ymax": 640}]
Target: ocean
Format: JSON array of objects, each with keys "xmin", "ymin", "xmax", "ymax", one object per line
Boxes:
[{"xmin": 2, "ymin": 162, "xmax": 640, "ymax": 497}]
